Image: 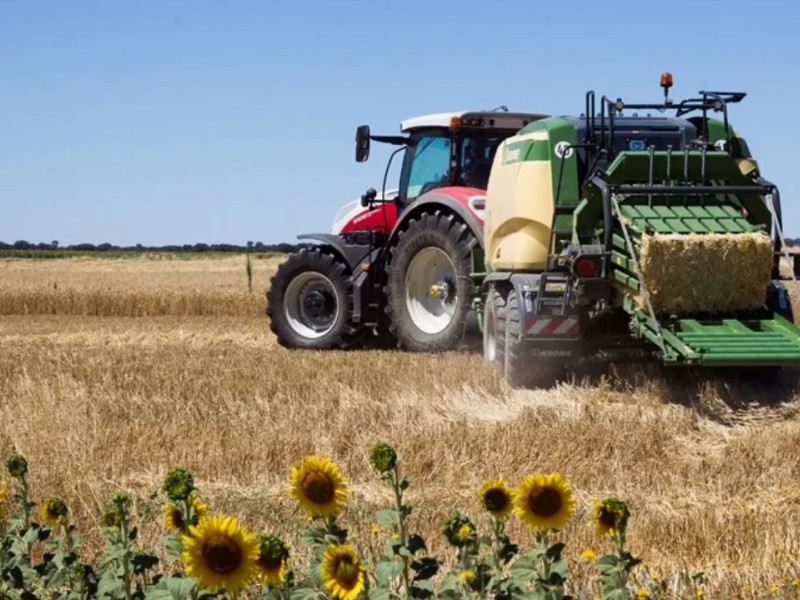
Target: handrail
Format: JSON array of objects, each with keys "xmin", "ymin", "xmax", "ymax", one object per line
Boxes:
[{"xmin": 611, "ymin": 196, "xmax": 664, "ymax": 348}]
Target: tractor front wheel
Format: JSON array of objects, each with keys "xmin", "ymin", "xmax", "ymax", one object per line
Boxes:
[
  {"xmin": 267, "ymin": 248, "xmax": 360, "ymax": 349},
  {"xmin": 385, "ymin": 212, "xmax": 477, "ymax": 351}
]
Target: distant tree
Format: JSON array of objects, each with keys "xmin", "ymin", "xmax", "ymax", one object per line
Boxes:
[
  {"xmin": 13, "ymin": 240, "xmax": 31, "ymax": 249},
  {"xmin": 51, "ymin": 240, "xmax": 59, "ymax": 248}
]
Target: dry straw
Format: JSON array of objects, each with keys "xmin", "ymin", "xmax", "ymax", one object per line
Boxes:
[{"xmin": 638, "ymin": 232, "xmax": 773, "ymax": 313}]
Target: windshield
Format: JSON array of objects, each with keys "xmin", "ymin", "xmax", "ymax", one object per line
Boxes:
[
  {"xmin": 401, "ymin": 131, "xmax": 507, "ymax": 202},
  {"xmin": 406, "ymin": 135, "xmax": 451, "ymax": 199}
]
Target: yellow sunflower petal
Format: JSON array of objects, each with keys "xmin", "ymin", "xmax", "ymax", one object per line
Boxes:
[
  {"xmin": 513, "ymin": 473, "xmax": 576, "ymax": 531},
  {"xmin": 181, "ymin": 514, "xmax": 260, "ymax": 595}
]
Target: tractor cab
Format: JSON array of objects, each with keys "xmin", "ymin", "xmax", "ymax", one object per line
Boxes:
[{"xmin": 356, "ymin": 111, "xmax": 547, "ymax": 211}]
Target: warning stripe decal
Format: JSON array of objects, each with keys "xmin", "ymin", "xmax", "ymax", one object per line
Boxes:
[{"xmin": 524, "ymin": 318, "xmax": 579, "ymax": 336}]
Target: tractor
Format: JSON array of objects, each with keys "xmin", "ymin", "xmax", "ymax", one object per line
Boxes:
[{"xmin": 268, "ymin": 109, "xmax": 546, "ymax": 351}]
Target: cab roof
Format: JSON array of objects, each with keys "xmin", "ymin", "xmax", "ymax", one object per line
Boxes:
[{"xmin": 400, "ymin": 111, "xmax": 548, "ymax": 133}]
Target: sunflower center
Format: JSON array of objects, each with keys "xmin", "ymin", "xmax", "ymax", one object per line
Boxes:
[
  {"xmin": 203, "ymin": 535, "xmax": 243, "ymax": 574},
  {"xmin": 304, "ymin": 473, "xmax": 334, "ymax": 504},
  {"xmin": 170, "ymin": 507, "xmax": 184, "ymax": 527},
  {"xmin": 258, "ymin": 554, "xmax": 283, "ymax": 571},
  {"xmin": 529, "ymin": 487, "xmax": 562, "ymax": 517},
  {"xmin": 334, "ymin": 557, "xmax": 359, "ymax": 587},
  {"xmin": 599, "ymin": 508, "xmax": 616, "ymax": 529},
  {"xmin": 484, "ymin": 488, "xmax": 509, "ymax": 511}
]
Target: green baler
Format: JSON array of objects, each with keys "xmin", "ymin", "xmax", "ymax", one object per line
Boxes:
[{"xmin": 482, "ymin": 85, "xmax": 800, "ymax": 386}]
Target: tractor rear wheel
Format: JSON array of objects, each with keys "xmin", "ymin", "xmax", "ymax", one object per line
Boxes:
[
  {"xmin": 385, "ymin": 212, "xmax": 477, "ymax": 351},
  {"xmin": 503, "ymin": 288, "xmax": 563, "ymax": 388},
  {"xmin": 267, "ymin": 248, "xmax": 360, "ymax": 349}
]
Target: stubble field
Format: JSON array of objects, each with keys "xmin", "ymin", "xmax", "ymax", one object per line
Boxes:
[{"xmin": 1, "ymin": 254, "xmax": 799, "ymax": 597}]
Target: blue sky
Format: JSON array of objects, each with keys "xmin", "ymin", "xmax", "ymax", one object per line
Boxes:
[{"xmin": 2, "ymin": 0, "xmax": 799, "ymax": 245}]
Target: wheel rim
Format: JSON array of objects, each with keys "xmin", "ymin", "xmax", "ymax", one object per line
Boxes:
[
  {"xmin": 484, "ymin": 301, "xmax": 497, "ymax": 362},
  {"xmin": 283, "ymin": 271, "xmax": 340, "ymax": 339},
  {"xmin": 405, "ymin": 247, "xmax": 457, "ymax": 335}
]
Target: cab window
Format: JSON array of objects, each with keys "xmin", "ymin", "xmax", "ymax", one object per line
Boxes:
[{"xmin": 406, "ymin": 136, "xmax": 451, "ymax": 199}]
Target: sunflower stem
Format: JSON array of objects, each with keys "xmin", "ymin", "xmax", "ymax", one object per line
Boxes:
[
  {"xmin": 19, "ymin": 475, "xmax": 32, "ymax": 558},
  {"xmin": 390, "ymin": 464, "xmax": 412, "ymax": 600},
  {"xmin": 119, "ymin": 505, "xmax": 133, "ymax": 600},
  {"xmin": 490, "ymin": 518, "xmax": 502, "ymax": 573},
  {"xmin": 539, "ymin": 531, "xmax": 551, "ymax": 583}
]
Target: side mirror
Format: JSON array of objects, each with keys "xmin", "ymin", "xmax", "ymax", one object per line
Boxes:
[{"xmin": 355, "ymin": 125, "xmax": 370, "ymax": 162}]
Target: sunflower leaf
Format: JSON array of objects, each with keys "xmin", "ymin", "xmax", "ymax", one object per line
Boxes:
[
  {"xmin": 594, "ymin": 555, "xmax": 620, "ymax": 575},
  {"xmin": 545, "ymin": 542, "xmax": 566, "ymax": 561},
  {"xmin": 600, "ymin": 591, "xmax": 630, "ymax": 600},
  {"xmin": 509, "ymin": 548, "xmax": 544, "ymax": 584},
  {"xmin": 369, "ymin": 588, "xmax": 393, "ymax": 600},
  {"xmin": 410, "ymin": 557, "xmax": 438, "ymax": 581},
  {"xmin": 375, "ymin": 558, "xmax": 404, "ymax": 585},
  {"xmin": 300, "ymin": 526, "xmax": 327, "ymax": 547},
  {"xmin": 96, "ymin": 569, "xmax": 125, "ymax": 598},
  {"xmin": 406, "ymin": 534, "xmax": 426, "ymax": 555},
  {"xmin": 498, "ymin": 538, "xmax": 519, "ymax": 564},
  {"xmin": 160, "ymin": 534, "xmax": 183, "ymax": 562},
  {"xmin": 375, "ymin": 510, "xmax": 399, "ymax": 528},
  {"xmin": 290, "ymin": 587, "xmax": 325, "ymax": 600},
  {"xmin": 410, "ymin": 584, "xmax": 433, "ymax": 599},
  {"xmin": 132, "ymin": 552, "xmax": 159, "ymax": 575}
]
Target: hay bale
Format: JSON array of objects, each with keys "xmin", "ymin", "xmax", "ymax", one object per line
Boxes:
[{"xmin": 637, "ymin": 232, "xmax": 773, "ymax": 313}]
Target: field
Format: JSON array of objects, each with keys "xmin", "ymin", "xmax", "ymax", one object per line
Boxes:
[{"xmin": 1, "ymin": 254, "xmax": 799, "ymax": 597}]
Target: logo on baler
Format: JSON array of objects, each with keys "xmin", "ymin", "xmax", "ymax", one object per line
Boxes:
[{"xmin": 554, "ymin": 142, "xmax": 573, "ymax": 159}]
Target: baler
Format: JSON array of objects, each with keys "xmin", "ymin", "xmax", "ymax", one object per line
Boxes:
[{"xmin": 482, "ymin": 77, "xmax": 800, "ymax": 386}]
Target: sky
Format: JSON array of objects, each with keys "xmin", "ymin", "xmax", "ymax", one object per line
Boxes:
[{"xmin": 2, "ymin": 0, "xmax": 799, "ymax": 246}]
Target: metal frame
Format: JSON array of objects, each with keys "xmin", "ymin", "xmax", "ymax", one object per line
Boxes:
[{"xmin": 583, "ymin": 89, "xmax": 746, "ymax": 159}]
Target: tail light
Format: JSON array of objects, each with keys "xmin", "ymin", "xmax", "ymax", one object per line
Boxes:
[{"xmin": 573, "ymin": 256, "xmax": 599, "ymax": 278}]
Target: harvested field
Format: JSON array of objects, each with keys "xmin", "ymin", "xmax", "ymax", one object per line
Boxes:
[{"xmin": 1, "ymin": 256, "xmax": 799, "ymax": 597}]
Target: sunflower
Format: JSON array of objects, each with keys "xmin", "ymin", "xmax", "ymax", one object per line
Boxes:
[
  {"xmin": 513, "ymin": 473, "xmax": 576, "ymax": 531},
  {"xmin": 592, "ymin": 498, "xmax": 630, "ymax": 539},
  {"xmin": 321, "ymin": 544, "xmax": 365, "ymax": 600},
  {"xmin": 478, "ymin": 478, "xmax": 513, "ymax": 519},
  {"xmin": 289, "ymin": 456, "xmax": 348, "ymax": 519},
  {"xmin": 165, "ymin": 494, "xmax": 208, "ymax": 531},
  {"xmin": 181, "ymin": 514, "xmax": 260, "ymax": 595},
  {"xmin": 0, "ymin": 480, "xmax": 8, "ymax": 519},
  {"xmin": 164, "ymin": 503, "xmax": 184, "ymax": 530},
  {"xmin": 40, "ymin": 497, "xmax": 68, "ymax": 527},
  {"xmin": 256, "ymin": 535, "xmax": 289, "ymax": 586},
  {"xmin": 443, "ymin": 513, "xmax": 476, "ymax": 547}
]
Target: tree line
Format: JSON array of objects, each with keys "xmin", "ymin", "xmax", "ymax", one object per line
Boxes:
[{"xmin": 0, "ymin": 240, "xmax": 304, "ymax": 253}]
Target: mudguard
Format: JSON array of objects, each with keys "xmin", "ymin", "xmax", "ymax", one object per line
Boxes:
[
  {"xmin": 296, "ymin": 233, "xmax": 371, "ymax": 271},
  {"xmin": 388, "ymin": 188, "xmax": 486, "ymax": 249}
]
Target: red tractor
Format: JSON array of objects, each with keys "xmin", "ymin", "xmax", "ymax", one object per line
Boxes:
[{"xmin": 268, "ymin": 110, "xmax": 545, "ymax": 351}]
